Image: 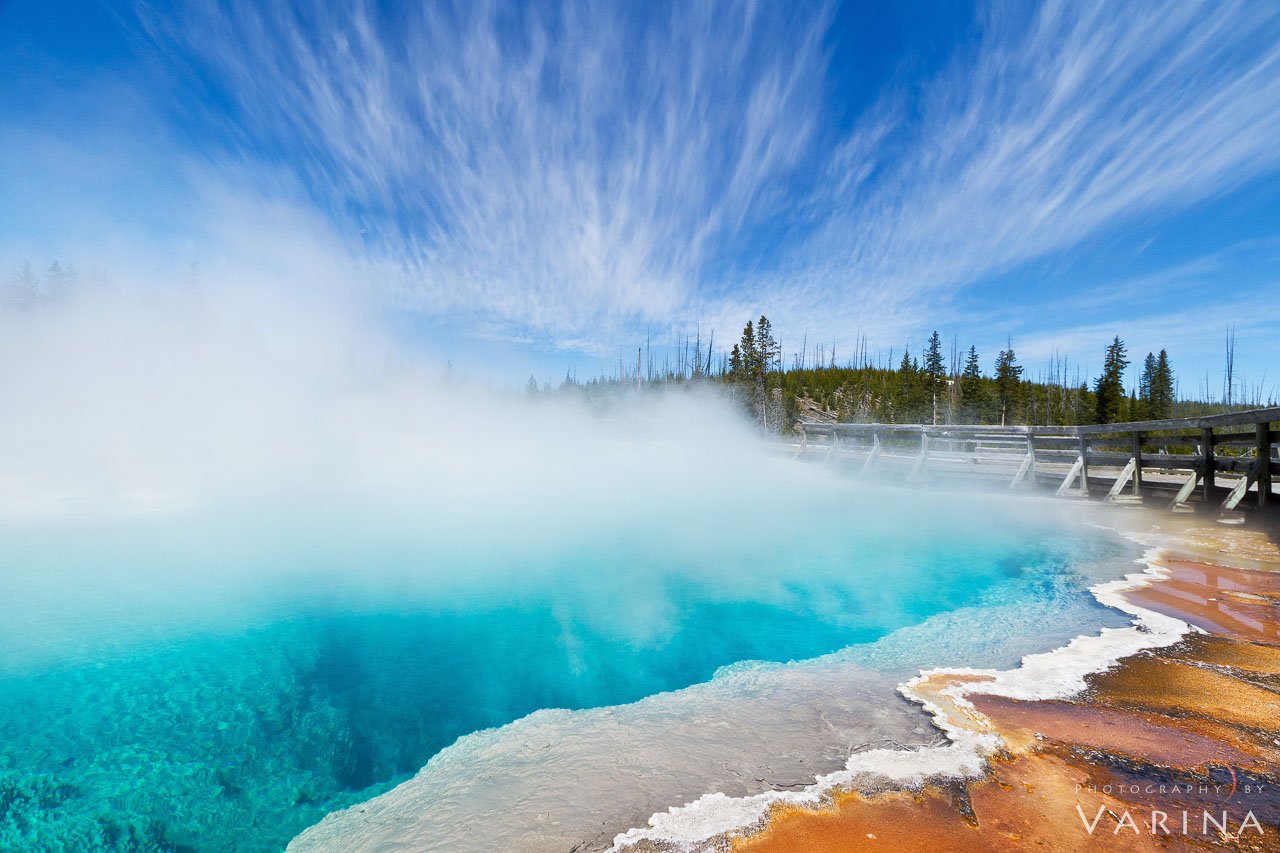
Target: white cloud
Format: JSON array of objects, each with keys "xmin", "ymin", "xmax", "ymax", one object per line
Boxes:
[
  {"xmin": 752, "ymin": 1, "xmax": 1280, "ymax": 348},
  {"xmin": 133, "ymin": 0, "xmax": 833, "ymax": 351},
  {"xmin": 15, "ymin": 0, "xmax": 1280, "ymax": 361}
]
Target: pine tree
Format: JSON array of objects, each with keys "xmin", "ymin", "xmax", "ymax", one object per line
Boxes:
[
  {"xmin": 754, "ymin": 316, "xmax": 780, "ymax": 429},
  {"xmin": 2, "ymin": 261, "xmax": 39, "ymax": 310},
  {"xmin": 729, "ymin": 343, "xmax": 744, "ymax": 379},
  {"xmin": 924, "ymin": 331, "xmax": 946, "ymax": 424},
  {"xmin": 43, "ymin": 260, "xmax": 77, "ymax": 301},
  {"xmin": 1072, "ymin": 382, "xmax": 1096, "ymax": 425},
  {"xmin": 736, "ymin": 318, "xmax": 781, "ymax": 428},
  {"xmin": 1138, "ymin": 352, "xmax": 1157, "ymax": 420},
  {"xmin": 739, "ymin": 321, "xmax": 758, "ymax": 379},
  {"xmin": 889, "ymin": 344, "xmax": 938, "ymax": 422},
  {"xmin": 1150, "ymin": 349, "xmax": 1175, "ymax": 419},
  {"xmin": 959, "ymin": 346, "xmax": 984, "ymax": 422},
  {"xmin": 923, "ymin": 332, "xmax": 945, "ymax": 380},
  {"xmin": 898, "ymin": 345, "xmax": 913, "ymax": 374},
  {"xmin": 755, "ymin": 315, "xmax": 777, "ymax": 379},
  {"xmin": 1093, "ymin": 336, "xmax": 1130, "ymax": 424},
  {"xmin": 994, "ymin": 346, "xmax": 1023, "ymax": 425}
]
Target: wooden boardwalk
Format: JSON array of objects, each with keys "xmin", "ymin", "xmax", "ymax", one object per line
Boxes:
[{"xmin": 795, "ymin": 406, "xmax": 1279, "ymax": 519}]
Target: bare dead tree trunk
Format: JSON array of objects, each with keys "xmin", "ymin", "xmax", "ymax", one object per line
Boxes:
[{"xmin": 1224, "ymin": 325, "xmax": 1236, "ymax": 407}]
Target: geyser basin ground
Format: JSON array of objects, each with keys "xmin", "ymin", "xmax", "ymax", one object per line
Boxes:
[{"xmin": 0, "ymin": 488, "xmax": 1133, "ymax": 852}]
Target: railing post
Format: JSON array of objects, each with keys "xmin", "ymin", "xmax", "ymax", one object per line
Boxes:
[
  {"xmin": 1131, "ymin": 431, "xmax": 1143, "ymax": 497},
  {"xmin": 1201, "ymin": 427, "xmax": 1215, "ymax": 505},
  {"xmin": 1259, "ymin": 421, "xmax": 1273, "ymax": 509}
]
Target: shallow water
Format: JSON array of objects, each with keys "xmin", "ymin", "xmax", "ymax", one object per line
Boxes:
[{"xmin": 0, "ymin": 487, "xmax": 1131, "ymax": 851}]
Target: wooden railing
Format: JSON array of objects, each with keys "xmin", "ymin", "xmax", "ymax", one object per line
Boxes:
[{"xmin": 796, "ymin": 406, "xmax": 1279, "ymax": 516}]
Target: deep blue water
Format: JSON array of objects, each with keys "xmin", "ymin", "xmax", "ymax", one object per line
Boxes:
[{"xmin": 0, "ymin": 496, "xmax": 1123, "ymax": 851}]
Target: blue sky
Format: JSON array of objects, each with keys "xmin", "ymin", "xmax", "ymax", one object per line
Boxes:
[{"xmin": 1, "ymin": 0, "xmax": 1278, "ymax": 396}]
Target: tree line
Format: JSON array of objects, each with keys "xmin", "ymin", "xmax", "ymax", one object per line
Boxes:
[
  {"xmin": 1, "ymin": 260, "xmax": 86, "ymax": 309},
  {"xmin": 720, "ymin": 317, "xmax": 1187, "ymax": 431}
]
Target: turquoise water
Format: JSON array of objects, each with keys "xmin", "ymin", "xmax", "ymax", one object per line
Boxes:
[{"xmin": 0, "ymin": 492, "xmax": 1126, "ymax": 851}]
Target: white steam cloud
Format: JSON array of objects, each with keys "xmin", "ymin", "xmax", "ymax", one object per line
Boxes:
[
  {"xmin": 0, "ymin": 281, "xmax": 778, "ymax": 519},
  {"xmin": 0, "ymin": 279, "xmax": 828, "ymax": 671}
]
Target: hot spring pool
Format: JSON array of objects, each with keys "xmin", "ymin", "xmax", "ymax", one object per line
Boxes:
[{"xmin": 0, "ymin": 487, "xmax": 1134, "ymax": 851}]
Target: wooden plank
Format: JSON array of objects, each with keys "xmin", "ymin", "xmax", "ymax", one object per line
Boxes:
[
  {"xmin": 1031, "ymin": 436, "xmax": 1083, "ymax": 448},
  {"xmin": 1080, "ymin": 451, "xmax": 1139, "ymax": 465},
  {"xmin": 1059, "ymin": 451, "xmax": 1250, "ymax": 472},
  {"xmin": 816, "ymin": 422, "xmax": 1041, "ymax": 436},
  {"xmin": 1083, "ymin": 433, "xmax": 1198, "ymax": 447},
  {"xmin": 801, "ymin": 407, "xmax": 1280, "ymax": 442},
  {"xmin": 1132, "ymin": 453, "xmax": 1207, "ymax": 468},
  {"xmin": 1032, "ymin": 446, "xmax": 1080, "ymax": 458},
  {"xmin": 1122, "ymin": 439, "xmax": 1199, "ymax": 451},
  {"xmin": 1194, "ymin": 407, "xmax": 1280, "ymax": 429},
  {"xmin": 1212, "ymin": 431, "xmax": 1262, "ymax": 445},
  {"xmin": 1075, "ymin": 406, "xmax": 1280, "ymax": 435}
]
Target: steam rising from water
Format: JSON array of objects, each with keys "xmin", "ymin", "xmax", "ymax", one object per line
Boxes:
[
  {"xmin": 0, "ymin": 280, "xmax": 817, "ymax": 668},
  {"xmin": 0, "ymin": 280, "xmax": 771, "ymax": 518}
]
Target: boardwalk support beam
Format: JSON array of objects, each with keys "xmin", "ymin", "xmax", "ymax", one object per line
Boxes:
[
  {"xmin": 1078, "ymin": 436, "xmax": 1091, "ymax": 496},
  {"xmin": 1056, "ymin": 455, "xmax": 1085, "ymax": 496},
  {"xmin": 1009, "ymin": 452, "xmax": 1035, "ymax": 490},
  {"xmin": 1221, "ymin": 468, "xmax": 1259, "ymax": 514},
  {"xmin": 1107, "ymin": 458, "xmax": 1137, "ymax": 502},
  {"xmin": 1170, "ymin": 471, "xmax": 1200, "ymax": 511},
  {"xmin": 794, "ymin": 426, "xmax": 809, "ymax": 459},
  {"xmin": 860, "ymin": 432, "xmax": 881, "ymax": 477},
  {"xmin": 907, "ymin": 432, "xmax": 930, "ymax": 483}
]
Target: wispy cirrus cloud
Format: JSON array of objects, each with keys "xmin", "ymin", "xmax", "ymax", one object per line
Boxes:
[
  {"xmin": 743, "ymin": 1, "xmax": 1280, "ymax": 344},
  {"xmin": 132, "ymin": 0, "xmax": 833, "ymax": 349},
  {"xmin": 92, "ymin": 0, "xmax": 1280, "ymax": 357}
]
